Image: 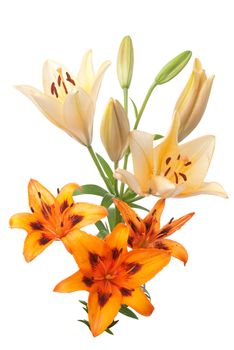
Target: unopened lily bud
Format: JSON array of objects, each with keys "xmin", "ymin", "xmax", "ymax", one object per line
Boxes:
[
  {"xmin": 174, "ymin": 58, "xmax": 214, "ymax": 142},
  {"xmin": 100, "ymin": 99, "xmax": 130, "ymax": 162},
  {"xmin": 117, "ymin": 36, "xmax": 134, "ymax": 89}
]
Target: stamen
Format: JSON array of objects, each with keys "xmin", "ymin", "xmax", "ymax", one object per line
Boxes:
[
  {"xmin": 168, "ymin": 217, "xmax": 174, "ymax": 224},
  {"xmin": 30, "ymin": 207, "xmax": 34, "ymax": 213},
  {"xmin": 164, "ymin": 167, "xmax": 171, "ymax": 177},
  {"xmin": 57, "ymin": 75, "xmax": 61, "ymax": 86},
  {"xmin": 57, "ymin": 188, "xmax": 60, "ymax": 194},
  {"xmin": 166, "ymin": 157, "xmax": 171, "ymax": 165},
  {"xmin": 174, "ymin": 172, "xmax": 179, "ymax": 184},
  {"xmin": 51, "ymin": 82, "xmax": 58, "ymax": 98},
  {"xmin": 179, "ymin": 172, "xmax": 187, "ymax": 181},
  {"xmin": 177, "ymin": 154, "xmax": 181, "ymax": 160},
  {"xmin": 62, "ymin": 82, "xmax": 68, "ymax": 94},
  {"xmin": 185, "ymin": 161, "xmax": 192, "ymax": 166},
  {"xmin": 66, "ymin": 72, "xmax": 76, "ymax": 85}
]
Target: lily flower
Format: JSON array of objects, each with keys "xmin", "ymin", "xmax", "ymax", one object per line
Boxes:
[
  {"xmin": 174, "ymin": 58, "xmax": 214, "ymax": 142},
  {"xmin": 113, "ymin": 198, "xmax": 194, "ymax": 264},
  {"xmin": 115, "ymin": 113, "xmax": 227, "ymax": 198},
  {"xmin": 54, "ymin": 224, "xmax": 171, "ymax": 337},
  {"xmin": 10, "ymin": 179, "xmax": 107, "ymax": 262},
  {"xmin": 16, "ymin": 51, "xmax": 111, "ymax": 146}
]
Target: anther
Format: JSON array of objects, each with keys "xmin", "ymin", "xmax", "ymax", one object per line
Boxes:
[
  {"xmin": 177, "ymin": 154, "xmax": 181, "ymax": 160},
  {"xmin": 174, "ymin": 172, "xmax": 179, "ymax": 184},
  {"xmin": 51, "ymin": 82, "xmax": 58, "ymax": 98},
  {"xmin": 166, "ymin": 157, "xmax": 171, "ymax": 165},
  {"xmin": 38, "ymin": 192, "xmax": 41, "ymax": 198},
  {"xmin": 57, "ymin": 188, "xmax": 60, "ymax": 194},
  {"xmin": 179, "ymin": 172, "xmax": 187, "ymax": 181},
  {"xmin": 66, "ymin": 72, "xmax": 76, "ymax": 86},
  {"xmin": 164, "ymin": 167, "xmax": 171, "ymax": 177},
  {"xmin": 185, "ymin": 161, "xmax": 192, "ymax": 166}
]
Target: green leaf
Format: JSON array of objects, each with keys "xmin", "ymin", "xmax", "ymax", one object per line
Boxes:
[
  {"xmin": 154, "ymin": 134, "xmax": 164, "ymax": 140},
  {"xmin": 155, "ymin": 50, "xmax": 192, "ymax": 85},
  {"xmin": 105, "ymin": 328, "xmax": 114, "ymax": 335},
  {"xmin": 96, "ymin": 153, "xmax": 115, "ymax": 185},
  {"xmin": 101, "ymin": 193, "xmax": 114, "ymax": 208},
  {"xmin": 123, "ymin": 188, "xmax": 137, "ymax": 201},
  {"xmin": 73, "ymin": 184, "xmax": 108, "ymax": 197},
  {"xmin": 107, "ymin": 207, "xmax": 116, "ymax": 231},
  {"xmin": 119, "ymin": 304, "xmax": 138, "ymax": 319},
  {"xmin": 130, "ymin": 203, "xmax": 149, "ymax": 212},
  {"xmin": 97, "ymin": 230, "xmax": 109, "ymax": 239},
  {"xmin": 108, "ymin": 320, "xmax": 119, "ymax": 329},
  {"xmin": 130, "ymin": 98, "xmax": 139, "ymax": 118},
  {"xmin": 78, "ymin": 319, "xmax": 90, "ymax": 329},
  {"xmin": 95, "ymin": 220, "xmax": 107, "ymax": 232},
  {"xmin": 79, "ymin": 300, "xmax": 87, "ymax": 307},
  {"xmin": 82, "ymin": 307, "xmax": 88, "ymax": 314}
]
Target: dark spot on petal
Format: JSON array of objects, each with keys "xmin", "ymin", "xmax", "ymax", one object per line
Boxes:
[
  {"xmin": 136, "ymin": 216, "xmax": 141, "ymax": 222},
  {"xmin": 30, "ymin": 221, "xmax": 44, "ymax": 230},
  {"xmin": 125, "ymin": 262, "xmax": 141, "ymax": 275},
  {"xmin": 128, "ymin": 236, "xmax": 134, "ymax": 247},
  {"xmin": 82, "ymin": 276, "xmax": 94, "ymax": 287},
  {"xmin": 128, "ymin": 220, "xmax": 137, "ymax": 232},
  {"xmin": 41, "ymin": 202, "xmax": 52, "ymax": 220},
  {"xmin": 98, "ymin": 292, "xmax": 112, "ymax": 307},
  {"xmin": 38, "ymin": 191, "xmax": 41, "ymax": 198},
  {"xmin": 60, "ymin": 200, "xmax": 69, "ymax": 214},
  {"xmin": 60, "ymin": 222, "xmax": 64, "ymax": 227},
  {"xmin": 166, "ymin": 157, "xmax": 171, "ymax": 165},
  {"xmin": 145, "ymin": 221, "xmax": 151, "ymax": 232},
  {"xmin": 120, "ymin": 287, "xmax": 134, "ymax": 296},
  {"xmin": 39, "ymin": 235, "xmax": 51, "ymax": 245},
  {"xmin": 89, "ymin": 252, "xmax": 100, "ymax": 268},
  {"xmin": 30, "ymin": 207, "xmax": 34, "ymax": 213},
  {"xmin": 112, "ymin": 248, "xmax": 123, "ymax": 260},
  {"xmin": 151, "ymin": 209, "xmax": 156, "ymax": 216},
  {"xmin": 154, "ymin": 241, "xmax": 169, "ymax": 250},
  {"xmin": 70, "ymin": 203, "xmax": 74, "ymax": 208},
  {"xmin": 70, "ymin": 215, "xmax": 83, "ymax": 227}
]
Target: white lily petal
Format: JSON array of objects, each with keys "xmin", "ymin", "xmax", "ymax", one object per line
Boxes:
[
  {"xmin": 42, "ymin": 60, "xmax": 76, "ymax": 98},
  {"xmin": 179, "ymin": 135, "xmax": 215, "ymax": 186},
  {"xmin": 130, "ymin": 130, "xmax": 154, "ymax": 193},
  {"xmin": 63, "ymin": 88, "xmax": 95, "ymax": 146},
  {"xmin": 90, "ymin": 60, "xmax": 111, "ymax": 103},
  {"xmin": 114, "ymin": 169, "xmax": 143, "ymax": 195},
  {"xmin": 177, "ymin": 181, "xmax": 228, "ymax": 198},
  {"xmin": 77, "ymin": 50, "xmax": 95, "ymax": 94},
  {"xmin": 16, "ymin": 85, "xmax": 64, "ymax": 128},
  {"xmin": 149, "ymin": 176, "xmax": 178, "ymax": 197}
]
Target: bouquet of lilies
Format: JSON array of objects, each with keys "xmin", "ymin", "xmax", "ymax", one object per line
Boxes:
[{"xmin": 10, "ymin": 36, "xmax": 227, "ymax": 337}]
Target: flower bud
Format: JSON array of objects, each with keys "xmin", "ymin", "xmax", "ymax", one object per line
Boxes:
[
  {"xmin": 117, "ymin": 36, "xmax": 134, "ymax": 89},
  {"xmin": 100, "ymin": 99, "xmax": 130, "ymax": 162},
  {"xmin": 174, "ymin": 58, "xmax": 214, "ymax": 142}
]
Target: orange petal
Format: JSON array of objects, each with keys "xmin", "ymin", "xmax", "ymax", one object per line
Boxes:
[
  {"xmin": 157, "ymin": 212, "xmax": 194, "ymax": 239},
  {"xmin": 23, "ymin": 231, "xmax": 54, "ymax": 262},
  {"xmin": 119, "ymin": 249, "xmax": 171, "ymax": 288},
  {"xmin": 54, "ymin": 270, "xmax": 92, "ymax": 292},
  {"xmin": 55, "ymin": 183, "xmax": 80, "ymax": 214},
  {"xmin": 63, "ymin": 230, "xmax": 107, "ymax": 272},
  {"xmin": 88, "ymin": 284, "xmax": 122, "ymax": 337},
  {"xmin": 159, "ymin": 238, "xmax": 188, "ymax": 265},
  {"xmin": 105, "ymin": 223, "xmax": 129, "ymax": 257},
  {"xmin": 28, "ymin": 179, "xmax": 55, "ymax": 217},
  {"xmin": 62, "ymin": 202, "xmax": 108, "ymax": 234},
  {"xmin": 122, "ymin": 287, "xmax": 154, "ymax": 316},
  {"xmin": 113, "ymin": 198, "xmax": 145, "ymax": 246},
  {"xmin": 144, "ymin": 198, "xmax": 165, "ymax": 231},
  {"xmin": 10, "ymin": 213, "xmax": 36, "ymax": 233}
]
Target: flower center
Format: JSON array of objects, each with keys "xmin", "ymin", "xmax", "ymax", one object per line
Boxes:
[
  {"xmin": 50, "ymin": 68, "xmax": 76, "ymax": 100},
  {"xmin": 163, "ymin": 154, "xmax": 192, "ymax": 185}
]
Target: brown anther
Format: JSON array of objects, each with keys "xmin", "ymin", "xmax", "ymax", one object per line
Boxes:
[
  {"xmin": 166, "ymin": 157, "xmax": 171, "ymax": 165},
  {"xmin": 168, "ymin": 217, "xmax": 174, "ymax": 224},
  {"xmin": 164, "ymin": 167, "xmax": 171, "ymax": 177},
  {"xmin": 174, "ymin": 172, "xmax": 179, "ymax": 184},
  {"xmin": 57, "ymin": 75, "xmax": 61, "ymax": 86},
  {"xmin": 38, "ymin": 192, "xmax": 41, "ymax": 199},
  {"xmin": 30, "ymin": 207, "xmax": 34, "ymax": 213},
  {"xmin": 62, "ymin": 82, "xmax": 68, "ymax": 94},
  {"xmin": 51, "ymin": 82, "xmax": 58, "ymax": 98},
  {"xmin": 177, "ymin": 154, "xmax": 181, "ymax": 160},
  {"xmin": 179, "ymin": 172, "xmax": 187, "ymax": 181},
  {"xmin": 57, "ymin": 188, "xmax": 60, "ymax": 194},
  {"xmin": 185, "ymin": 161, "xmax": 192, "ymax": 166},
  {"xmin": 66, "ymin": 72, "xmax": 76, "ymax": 85}
]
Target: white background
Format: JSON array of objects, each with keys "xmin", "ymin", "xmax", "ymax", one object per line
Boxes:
[{"xmin": 0, "ymin": 0, "xmax": 233, "ymax": 349}]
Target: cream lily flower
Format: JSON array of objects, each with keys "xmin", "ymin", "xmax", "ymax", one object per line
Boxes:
[
  {"xmin": 115, "ymin": 113, "xmax": 227, "ymax": 198},
  {"xmin": 175, "ymin": 58, "xmax": 214, "ymax": 142},
  {"xmin": 16, "ymin": 51, "xmax": 111, "ymax": 146}
]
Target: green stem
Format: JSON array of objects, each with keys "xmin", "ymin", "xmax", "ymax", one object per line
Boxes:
[
  {"xmin": 114, "ymin": 162, "xmax": 119, "ymax": 196},
  {"xmin": 127, "ymin": 195, "xmax": 145, "ymax": 203},
  {"xmin": 120, "ymin": 88, "xmax": 129, "ymax": 197},
  {"xmin": 134, "ymin": 82, "xmax": 157, "ymax": 130},
  {"xmin": 87, "ymin": 146, "xmax": 114, "ymax": 193}
]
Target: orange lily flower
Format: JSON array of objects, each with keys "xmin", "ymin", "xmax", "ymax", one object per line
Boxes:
[
  {"xmin": 10, "ymin": 179, "xmax": 108, "ymax": 262},
  {"xmin": 54, "ymin": 224, "xmax": 171, "ymax": 337},
  {"xmin": 113, "ymin": 198, "xmax": 194, "ymax": 265}
]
